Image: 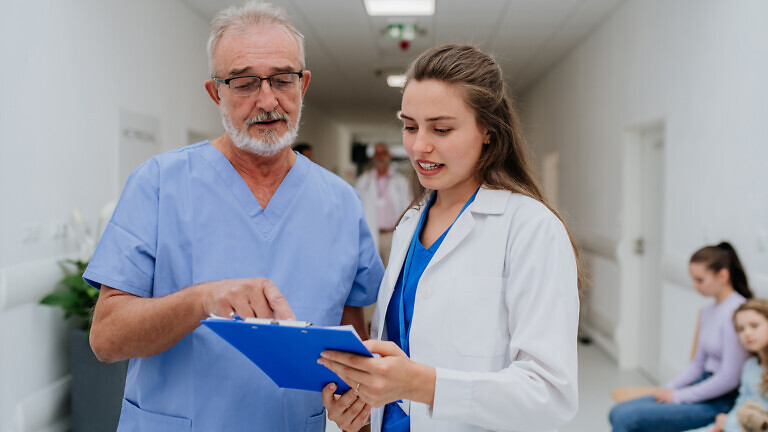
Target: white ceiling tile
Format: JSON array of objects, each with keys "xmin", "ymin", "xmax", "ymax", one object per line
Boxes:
[{"xmin": 181, "ymin": 0, "xmax": 623, "ymax": 117}]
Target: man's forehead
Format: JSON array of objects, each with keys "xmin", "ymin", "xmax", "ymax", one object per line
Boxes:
[
  {"xmin": 227, "ymin": 64, "xmax": 296, "ymax": 76},
  {"xmin": 215, "ymin": 25, "xmax": 301, "ymax": 73}
]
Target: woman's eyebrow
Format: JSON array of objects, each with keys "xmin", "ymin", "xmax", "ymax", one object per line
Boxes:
[{"xmin": 399, "ymin": 114, "xmax": 457, "ymax": 122}]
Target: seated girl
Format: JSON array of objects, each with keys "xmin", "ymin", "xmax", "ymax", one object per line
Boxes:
[
  {"xmin": 686, "ymin": 298, "xmax": 768, "ymax": 432},
  {"xmin": 609, "ymin": 242, "xmax": 752, "ymax": 432}
]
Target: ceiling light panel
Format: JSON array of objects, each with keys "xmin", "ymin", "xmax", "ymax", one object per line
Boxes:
[
  {"xmin": 364, "ymin": 0, "xmax": 435, "ymax": 16},
  {"xmin": 386, "ymin": 75, "xmax": 407, "ymax": 88}
]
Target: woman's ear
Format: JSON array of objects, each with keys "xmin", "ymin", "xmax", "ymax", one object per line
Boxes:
[
  {"xmin": 717, "ymin": 268, "xmax": 731, "ymax": 285},
  {"xmin": 483, "ymin": 130, "xmax": 491, "ymax": 145}
]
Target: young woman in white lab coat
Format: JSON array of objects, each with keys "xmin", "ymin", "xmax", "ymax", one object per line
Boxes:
[{"xmin": 319, "ymin": 44, "xmax": 580, "ymax": 432}]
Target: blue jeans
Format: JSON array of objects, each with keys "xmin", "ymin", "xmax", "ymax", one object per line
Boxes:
[{"xmin": 609, "ymin": 374, "xmax": 738, "ymax": 432}]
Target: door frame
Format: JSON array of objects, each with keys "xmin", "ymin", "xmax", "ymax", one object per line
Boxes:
[{"xmin": 618, "ymin": 120, "xmax": 665, "ymax": 382}]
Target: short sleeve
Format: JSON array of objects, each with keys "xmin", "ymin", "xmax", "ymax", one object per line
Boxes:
[
  {"xmin": 345, "ymin": 201, "xmax": 384, "ymax": 307},
  {"xmin": 83, "ymin": 161, "xmax": 159, "ymax": 297}
]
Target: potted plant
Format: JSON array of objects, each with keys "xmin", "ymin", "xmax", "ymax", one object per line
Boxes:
[
  {"xmin": 40, "ymin": 259, "xmax": 98, "ymax": 330},
  {"xmin": 40, "ymin": 203, "xmax": 126, "ymax": 432}
]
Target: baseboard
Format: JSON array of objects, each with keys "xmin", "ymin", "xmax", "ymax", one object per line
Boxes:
[
  {"xmin": 14, "ymin": 374, "xmax": 71, "ymax": 432},
  {"xmin": 0, "ymin": 256, "xmax": 68, "ymax": 311},
  {"xmin": 663, "ymin": 252, "xmax": 768, "ymax": 295},
  {"xmin": 577, "ymin": 233, "xmax": 619, "ymax": 261},
  {"xmin": 662, "ymin": 252, "xmax": 691, "ymax": 289},
  {"xmin": 753, "ymin": 272, "xmax": 768, "ymax": 296},
  {"xmin": 35, "ymin": 418, "xmax": 71, "ymax": 432}
]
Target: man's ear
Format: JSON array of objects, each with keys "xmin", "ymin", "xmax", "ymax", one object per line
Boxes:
[
  {"xmin": 204, "ymin": 79, "xmax": 221, "ymax": 106},
  {"xmin": 300, "ymin": 70, "xmax": 311, "ymax": 98}
]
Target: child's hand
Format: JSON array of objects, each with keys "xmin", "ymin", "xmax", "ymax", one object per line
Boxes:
[
  {"xmin": 652, "ymin": 388, "xmax": 675, "ymax": 403},
  {"xmin": 708, "ymin": 412, "xmax": 727, "ymax": 432}
]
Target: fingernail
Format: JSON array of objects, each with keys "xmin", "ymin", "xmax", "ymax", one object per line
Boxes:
[
  {"xmin": 329, "ymin": 383, "xmax": 336, "ymax": 391},
  {"xmin": 317, "ymin": 359, "xmax": 324, "ymax": 365}
]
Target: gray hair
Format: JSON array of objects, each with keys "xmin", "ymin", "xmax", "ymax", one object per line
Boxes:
[{"xmin": 207, "ymin": 1, "xmax": 305, "ymax": 76}]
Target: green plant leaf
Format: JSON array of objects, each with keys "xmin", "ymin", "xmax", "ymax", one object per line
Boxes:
[
  {"xmin": 40, "ymin": 259, "xmax": 95, "ymax": 329},
  {"xmin": 40, "ymin": 290, "xmax": 74, "ymax": 306},
  {"xmin": 59, "ymin": 274, "xmax": 87, "ymax": 288},
  {"xmin": 40, "ymin": 290, "xmax": 82, "ymax": 317}
]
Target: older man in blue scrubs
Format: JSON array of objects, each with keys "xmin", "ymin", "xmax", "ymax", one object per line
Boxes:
[{"xmin": 84, "ymin": 2, "xmax": 384, "ymax": 431}]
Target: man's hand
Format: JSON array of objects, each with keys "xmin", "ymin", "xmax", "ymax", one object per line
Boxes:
[
  {"xmin": 200, "ymin": 278, "xmax": 295, "ymax": 320},
  {"xmin": 322, "ymin": 383, "xmax": 370, "ymax": 432},
  {"xmin": 91, "ymin": 277, "xmax": 294, "ymax": 363}
]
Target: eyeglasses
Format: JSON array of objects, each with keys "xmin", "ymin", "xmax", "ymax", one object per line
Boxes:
[{"xmin": 213, "ymin": 71, "xmax": 304, "ymax": 96}]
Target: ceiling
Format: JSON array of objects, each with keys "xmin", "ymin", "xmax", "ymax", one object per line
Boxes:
[{"xmin": 182, "ymin": 0, "xmax": 624, "ymax": 128}]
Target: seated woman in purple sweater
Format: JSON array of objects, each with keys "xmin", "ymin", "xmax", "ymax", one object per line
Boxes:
[{"xmin": 609, "ymin": 242, "xmax": 752, "ymax": 432}]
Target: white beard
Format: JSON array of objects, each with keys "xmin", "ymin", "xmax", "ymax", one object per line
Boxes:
[{"xmin": 220, "ymin": 106, "xmax": 302, "ymax": 157}]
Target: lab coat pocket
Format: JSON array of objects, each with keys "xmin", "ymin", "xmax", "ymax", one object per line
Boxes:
[
  {"xmin": 119, "ymin": 398, "xmax": 191, "ymax": 431},
  {"xmin": 304, "ymin": 408, "xmax": 326, "ymax": 431},
  {"xmin": 450, "ymin": 276, "xmax": 506, "ymax": 357}
]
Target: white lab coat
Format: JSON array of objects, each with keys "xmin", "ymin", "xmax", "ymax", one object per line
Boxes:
[
  {"xmin": 370, "ymin": 188, "xmax": 579, "ymax": 432},
  {"xmin": 355, "ymin": 168, "xmax": 411, "ymax": 248}
]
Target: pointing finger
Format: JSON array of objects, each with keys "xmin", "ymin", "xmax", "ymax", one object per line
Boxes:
[{"xmin": 263, "ymin": 282, "xmax": 295, "ymax": 320}]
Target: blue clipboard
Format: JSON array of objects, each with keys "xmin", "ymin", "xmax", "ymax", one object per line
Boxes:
[{"xmin": 202, "ymin": 318, "xmax": 372, "ymax": 394}]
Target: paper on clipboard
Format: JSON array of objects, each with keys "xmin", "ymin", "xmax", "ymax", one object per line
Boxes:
[{"xmin": 201, "ymin": 317, "xmax": 373, "ymax": 394}]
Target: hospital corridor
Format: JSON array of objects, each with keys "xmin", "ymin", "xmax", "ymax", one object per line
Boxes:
[{"xmin": 1, "ymin": 0, "xmax": 767, "ymax": 431}]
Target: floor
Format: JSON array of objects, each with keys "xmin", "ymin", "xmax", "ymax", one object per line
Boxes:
[
  {"xmin": 326, "ymin": 341, "xmax": 655, "ymax": 432},
  {"xmin": 561, "ymin": 341, "xmax": 655, "ymax": 432}
]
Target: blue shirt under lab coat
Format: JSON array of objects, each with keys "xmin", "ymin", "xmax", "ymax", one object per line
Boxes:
[{"xmin": 84, "ymin": 141, "xmax": 384, "ymax": 432}]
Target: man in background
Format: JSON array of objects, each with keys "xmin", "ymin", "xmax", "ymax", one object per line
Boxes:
[
  {"xmin": 293, "ymin": 142, "xmax": 313, "ymax": 160},
  {"xmin": 355, "ymin": 142, "xmax": 410, "ymax": 266}
]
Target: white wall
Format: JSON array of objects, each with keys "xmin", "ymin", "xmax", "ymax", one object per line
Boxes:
[
  {"xmin": 522, "ymin": 0, "xmax": 768, "ymax": 381},
  {"xmin": 0, "ymin": 1, "xmax": 219, "ymax": 430},
  {"xmin": 297, "ymin": 105, "xmax": 356, "ymax": 182}
]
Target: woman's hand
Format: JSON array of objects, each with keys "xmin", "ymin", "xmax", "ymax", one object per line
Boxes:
[
  {"xmin": 318, "ymin": 340, "xmax": 436, "ymax": 408},
  {"xmin": 321, "ymin": 383, "xmax": 370, "ymax": 432},
  {"xmin": 652, "ymin": 388, "xmax": 675, "ymax": 403}
]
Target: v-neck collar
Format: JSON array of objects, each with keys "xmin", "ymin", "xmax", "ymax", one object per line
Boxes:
[{"xmin": 200, "ymin": 143, "xmax": 310, "ymax": 238}]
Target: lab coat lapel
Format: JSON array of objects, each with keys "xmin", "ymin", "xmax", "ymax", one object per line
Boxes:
[
  {"xmin": 425, "ymin": 188, "xmax": 508, "ymax": 270},
  {"xmin": 427, "ymin": 207, "xmax": 475, "ymax": 269}
]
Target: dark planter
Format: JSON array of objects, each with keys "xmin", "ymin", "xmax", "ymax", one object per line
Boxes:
[{"xmin": 70, "ymin": 330, "xmax": 128, "ymax": 432}]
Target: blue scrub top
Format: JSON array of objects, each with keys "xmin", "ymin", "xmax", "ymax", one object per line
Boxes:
[{"xmin": 84, "ymin": 141, "xmax": 384, "ymax": 432}]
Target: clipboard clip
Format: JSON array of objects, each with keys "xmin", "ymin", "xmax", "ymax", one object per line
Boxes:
[{"xmin": 225, "ymin": 313, "xmax": 312, "ymax": 327}]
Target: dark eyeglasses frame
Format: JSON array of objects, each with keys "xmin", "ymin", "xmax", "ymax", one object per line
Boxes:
[{"xmin": 212, "ymin": 71, "xmax": 304, "ymax": 95}]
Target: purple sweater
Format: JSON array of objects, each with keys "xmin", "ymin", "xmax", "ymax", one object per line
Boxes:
[{"xmin": 666, "ymin": 292, "xmax": 749, "ymax": 404}]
